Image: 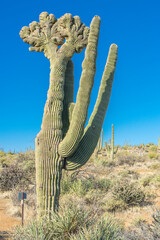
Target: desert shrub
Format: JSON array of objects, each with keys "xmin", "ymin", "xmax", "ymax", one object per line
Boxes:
[
  {"xmin": 0, "ymin": 150, "xmax": 35, "ymax": 189},
  {"xmin": 101, "ymin": 159, "xmax": 116, "ymax": 167},
  {"xmin": 112, "ymin": 180, "xmax": 145, "ymax": 206},
  {"xmin": 150, "ymin": 145, "xmax": 158, "ymax": 152},
  {"xmin": 13, "ymin": 204, "xmax": 95, "ymax": 240},
  {"xmin": 146, "ymin": 143, "xmax": 154, "ymax": 147},
  {"xmin": 0, "ymin": 151, "xmax": 16, "ymax": 168},
  {"xmin": 153, "ymin": 175, "xmax": 160, "ymax": 185},
  {"xmin": 16, "ymin": 151, "xmax": 35, "ymax": 163},
  {"xmin": 141, "ymin": 176, "xmax": 153, "ymax": 187},
  {"xmin": 0, "ymin": 150, "xmax": 6, "ymax": 157},
  {"xmin": 61, "ymin": 176, "xmax": 94, "ymax": 196},
  {"xmin": 118, "ymin": 170, "xmax": 129, "ymax": 178},
  {"xmin": 16, "ymin": 151, "xmax": 35, "ymax": 176},
  {"xmin": 71, "ymin": 179, "xmax": 87, "ymax": 196},
  {"xmin": 118, "ymin": 170, "xmax": 139, "ymax": 180},
  {"xmin": 105, "ymin": 198, "xmax": 127, "ymax": 212},
  {"xmin": 138, "ymin": 144, "xmax": 145, "ymax": 149},
  {"xmin": 61, "ymin": 174, "xmax": 73, "ymax": 194},
  {"xmin": 96, "ymin": 178, "xmax": 112, "ymax": 191},
  {"xmin": 84, "ymin": 190, "xmax": 102, "ymax": 205},
  {"xmin": 70, "ymin": 216, "xmax": 123, "ymax": 240},
  {"xmin": 151, "ymin": 163, "xmax": 160, "ymax": 170},
  {"xmin": 8, "ymin": 150, "xmax": 14, "ymax": 154},
  {"xmin": 0, "ymin": 164, "xmax": 25, "ymax": 191},
  {"xmin": 116, "ymin": 153, "xmax": 138, "ymax": 166},
  {"xmin": 132, "ymin": 216, "xmax": 147, "ymax": 226},
  {"xmin": 149, "ymin": 152, "xmax": 158, "ymax": 159},
  {"xmin": 13, "ymin": 220, "xmax": 49, "ymax": 240},
  {"xmin": 122, "ymin": 144, "xmax": 132, "ymax": 150},
  {"xmin": 13, "ymin": 213, "xmax": 123, "ymax": 240},
  {"xmin": 0, "ymin": 160, "xmax": 35, "ymax": 191},
  {"xmin": 61, "ymin": 174, "xmax": 112, "ymax": 196}
]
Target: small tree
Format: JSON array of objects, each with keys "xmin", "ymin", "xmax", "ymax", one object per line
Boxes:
[{"xmin": 20, "ymin": 12, "xmax": 118, "ymax": 219}]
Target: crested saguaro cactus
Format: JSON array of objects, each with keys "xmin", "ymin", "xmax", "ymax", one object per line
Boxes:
[{"xmin": 20, "ymin": 12, "xmax": 118, "ymax": 218}]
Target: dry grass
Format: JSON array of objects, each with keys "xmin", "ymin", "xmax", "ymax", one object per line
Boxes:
[{"xmin": 0, "ymin": 145, "xmax": 160, "ymax": 235}]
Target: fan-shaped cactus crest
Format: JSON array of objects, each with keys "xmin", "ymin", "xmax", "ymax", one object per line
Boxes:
[{"xmin": 20, "ymin": 12, "xmax": 118, "ymax": 219}]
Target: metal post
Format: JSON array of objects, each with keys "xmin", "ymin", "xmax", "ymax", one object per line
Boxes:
[
  {"xmin": 21, "ymin": 199, "xmax": 24, "ymax": 226},
  {"xmin": 18, "ymin": 192, "xmax": 27, "ymax": 227}
]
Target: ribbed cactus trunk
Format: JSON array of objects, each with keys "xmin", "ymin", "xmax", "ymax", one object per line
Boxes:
[
  {"xmin": 35, "ymin": 57, "xmax": 68, "ymax": 217},
  {"xmin": 100, "ymin": 129, "xmax": 103, "ymax": 150}
]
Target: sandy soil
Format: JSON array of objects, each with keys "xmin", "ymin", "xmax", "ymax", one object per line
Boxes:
[{"xmin": 0, "ymin": 198, "xmax": 21, "ymax": 239}]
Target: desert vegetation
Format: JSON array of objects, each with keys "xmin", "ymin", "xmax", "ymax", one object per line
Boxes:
[
  {"xmin": 19, "ymin": 11, "xmax": 118, "ymax": 219},
  {"xmin": 0, "ymin": 9, "xmax": 159, "ymax": 240},
  {"xmin": 1, "ymin": 142, "xmax": 160, "ymax": 239}
]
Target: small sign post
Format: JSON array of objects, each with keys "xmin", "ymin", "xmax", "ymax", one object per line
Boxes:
[{"xmin": 18, "ymin": 192, "xmax": 27, "ymax": 226}]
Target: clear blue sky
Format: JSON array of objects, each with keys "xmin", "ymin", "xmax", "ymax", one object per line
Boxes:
[{"xmin": 0, "ymin": 0, "xmax": 160, "ymax": 152}]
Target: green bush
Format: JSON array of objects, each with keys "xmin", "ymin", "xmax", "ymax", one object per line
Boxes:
[
  {"xmin": 150, "ymin": 163, "xmax": 160, "ymax": 169},
  {"xmin": 138, "ymin": 144, "xmax": 145, "ymax": 149},
  {"xmin": 146, "ymin": 143, "xmax": 154, "ymax": 147},
  {"xmin": 0, "ymin": 151, "xmax": 6, "ymax": 157},
  {"xmin": 122, "ymin": 144, "xmax": 132, "ymax": 150},
  {"xmin": 153, "ymin": 175, "xmax": 160, "ymax": 184},
  {"xmin": 105, "ymin": 198, "xmax": 127, "ymax": 212},
  {"xmin": 70, "ymin": 216, "xmax": 122, "ymax": 240},
  {"xmin": 0, "ymin": 165, "xmax": 25, "ymax": 191},
  {"xmin": 13, "ymin": 206, "xmax": 122, "ymax": 240},
  {"xmin": 116, "ymin": 153, "xmax": 137, "ymax": 166},
  {"xmin": 0, "ymin": 160, "xmax": 35, "ymax": 191},
  {"xmin": 61, "ymin": 175, "xmax": 112, "ymax": 196},
  {"xmin": 141, "ymin": 176, "xmax": 153, "ymax": 187},
  {"xmin": 13, "ymin": 204, "xmax": 94, "ymax": 240},
  {"xmin": 150, "ymin": 145, "xmax": 158, "ymax": 152},
  {"xmin": 112, "ymin": 180, "xmax": 145, "ymax": 206},
  {"xmin": 118, "ymin": 170, "xmax": 139, "ymax": 180},
  {"xmin": 96, "ymin": 178, "xmax": 112, "ymax": 191},
  {"xmin": 149, "ymin": 152, "xmax": 158, "ymax": 159},
  {"xmin": 101, "ymin": 159, "xmax": 116, "ymax": 167}
]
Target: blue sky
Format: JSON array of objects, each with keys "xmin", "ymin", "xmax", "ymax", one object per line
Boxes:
[{"xmin": 0, "ymin": 0, "xmax": 160, "ymax": 152}]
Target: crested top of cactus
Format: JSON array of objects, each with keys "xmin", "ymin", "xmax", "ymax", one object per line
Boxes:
[{"xmin": 20, "ymin": 12, "xmax": 90, "ymax": 59}]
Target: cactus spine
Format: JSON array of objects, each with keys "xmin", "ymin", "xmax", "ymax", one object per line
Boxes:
[
  {"xmin": 20, "ymin": 12, "xmax": 118, "ymax": 218},
  {"xmin": 105, "ymin": 124, "xmax": 118, "ymax": 160}
]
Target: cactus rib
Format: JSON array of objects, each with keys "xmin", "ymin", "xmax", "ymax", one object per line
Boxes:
[
  {"xmin": 58, "ymin": 16, "xmax": 101, "ymax": 157},
  {"xmin": 65, "ymin": 44, "xmax": 118, "ymax": 170}
]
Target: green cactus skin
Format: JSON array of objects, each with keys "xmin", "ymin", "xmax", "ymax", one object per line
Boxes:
[
  {"xmin": 20, "ymin": 12, "xmax": 118, "ymax": 218},
  {"xmin": 65, "ymin": 45, "xmax": 118, "ymax": 170},
  {"xmin": 58, "ymin": 16, "xmax": 101, "ymax": 157},
  {"xmin": 62, "ymin": 60, "xmax": 74, "ymax": 137},
  {"xmin": 100, "ymin": 128, "xmax": 103, "ymax": 150},
  {"xmin": 94, "ymin": 129, "xmax": 103, "ymax": 160},
  {"xmin": 105, "ymin": 124, "xmax": 118, "ymax": 160}
]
